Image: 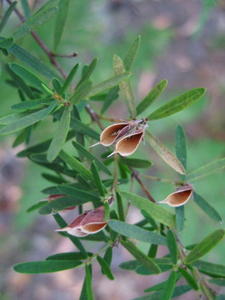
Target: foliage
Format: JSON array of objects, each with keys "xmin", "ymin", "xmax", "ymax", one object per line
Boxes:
[{"xmin": 0, "ymin": 1, "xmax": 224, "ymax": 299}]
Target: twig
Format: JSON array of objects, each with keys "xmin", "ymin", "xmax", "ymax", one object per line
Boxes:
[
  {"xmin": 6, "ymin": 0, "xmax": 69, "ymax": 78},
  {"xmin": 131, "ymin": 170, "xmax": 156, "ymax": 203}
]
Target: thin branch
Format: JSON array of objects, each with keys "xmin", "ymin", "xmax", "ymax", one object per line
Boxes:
[{"xmin": 131, "ymin": 170, "xmax": 156, "ymax": 203}]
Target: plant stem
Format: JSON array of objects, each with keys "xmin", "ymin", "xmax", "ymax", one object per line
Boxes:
[{"xmin": 131, "ymin": 170, "xmax": 156, "ymax": 203}]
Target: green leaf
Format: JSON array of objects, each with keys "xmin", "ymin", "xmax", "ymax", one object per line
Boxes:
[
  {"xmin": 47, "ymin": 106, "xmax": 71, "ymax": 162},
  {"xmin": 72, "ymin": 141, "xmax": 111, "ymax": 175},
  {"xmin": 178, "ymin": 268, "xmax": 199, "ymax": 290},
  {"xmin": 210, "ymin": 279, "xmax": 225, "ymax": 286},
  {"xmin": 60, "ymin": 151, "xmax": 93, "ymax": 182},
  {"xmin": 14, "ymin": 260, "xmax": 82, "ymax": 274},
  {"xmin": 136, "ymin": 79, "xmax": 168, "ymax": 116},
  {"xmin": 88, "ymin": 73, "xmax": 130, "ymax": 97},
  {"xmin": 194, "ymin": 260, "xmax": 225, "ymax": 278},
  {"xmin": 0, "ymin": 1, "xmax": 17, "ymax": 33},
  {"xmin": 42, "ymin": 185, "xmax": 98, "ymax": 200},
  {"xmin": 176, "ymin": 125, "xmax": 187, "ymax": 171},
  {"xmin": 121, "ymin": 239, "xmax": 161, "ymax": 274},
  {"xmin": 166, "ymin": 230, "xmax": 178, "ymax": 264},
  {"xmin": 113, "ymin": 55, "xmax": 136, "ymax": 118},
  {"xmin": 70, "ymin": 117, "xmax": 99, "ymax": 140},
  {"xmin": 121, "ymin": 191, "xmax": 175, "ymax": 228},
  {"xmin": 8, "ymin": 42, "xmax": 58, "ymax": 79},
  {"xmin": 175, "ymin": 206, "xmax": 185, "ymax": 232},
  {"xmin": 193, "ymin": 192, "xmax": 222, "ymax": 223},
  {"xmin": 0, "ymin": 37, "xmax": 13, "ymax": 49},
  {"xmin": 53, "ymin": 0, "xmax": 70, "ymax": 49},
  {"xmin": 188, "ymin": 157, "xmax": 225, "ymax": 182},
  {"xmin": 26, "ymin": 201, "xmax": 48, "ymax": 212},
  {"xmin": 47, "ymin": 252, "xmax": 89, "ymax": 261},
  {"xmin": 124, "ymin": 35, "xmax": 141, "ymax": 71},
  {"xmin": 160, "ymin": 271, "xmax": 177, "ymax": 300},
  {"xmin": 148, "ymin": 88, "xmax": 206, "ymax": 120},
  {"xmin": 104, "ymin": 247, "xmax": 113, "ymax": 266},
  {"xmin": 39, "ymin": 190, "xmax": 99, "ymax": 214},
  {"xmin": 108, "ymin": 220, "xmax": 166, "ymax": 245},
  {"xmin": 101, "ymin": 86, "xmax": 119, "ymax": 114},
  {"xmin": 120, "ymin": 157, "xmax": 152, "ymax": 169},
  {"xmin": 13, "ymin": 0, "xmax": 59, "ymax": 40},
  {"xmin": 97, "ymin": 256, "xmax": 114, "ymax": 280},
  {"xmin": 0, "ymin": 113, "xmax": 21, "ymax": 125},
  {"xmin": 84, "ymin": 265, "xmax": 94, "ymax": 300},
  {"xmin": 77, "ymin": 58, "xmax": 97, "ymax": 86},
  {"xmin": 90, "ymin": 162, "xmax": 106, "ymax": 196},
  {"xmin": 145, "ymin": 130, "xmax": 185, "ymax": 175},
  {"xmin": 184, "ymin": 229, "xmax": 225, "ymax": 265},
  {"xmin": 0, "ymin": 103, "xmax": 56, "ymax": 135},
  {"xmin": 116, "ymin": 192, "xmax": 125, "ymax": 221},
  {"xmin": 70, "ymin": 80, "xmax": 92, "ymax": 104},
  {"xmin": 21, "ymin": 0, "xmax": 30, "ymax": 18},
  {"xmin": 61, "ymin": 64, "xmax": 79, "ymax": 93},
  {"xmin": 11, "ymin": 99, "xmax": 54, "ymax": 112},
  {"xmin": 9, "ymin": 63, "xmax": 48, "ymax": 92}
]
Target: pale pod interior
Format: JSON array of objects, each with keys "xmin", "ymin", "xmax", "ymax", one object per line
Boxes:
[
  {"xmin": 100, "ymin": 123, "xmax": 129, "ymax": 146},
  {"xmin": 114, "ymin": 130, "xmax": 144, "ymax": 157},
  {"xmin": 161, "ymin": 187, "xmax": 193, "ymax": 207}
]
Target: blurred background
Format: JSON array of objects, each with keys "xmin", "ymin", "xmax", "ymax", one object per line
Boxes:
[{"xmin": 0, "ymin": 0, "xmax": 225, "ymax": 299}]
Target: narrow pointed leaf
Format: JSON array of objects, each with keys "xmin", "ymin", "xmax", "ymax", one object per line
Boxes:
[
  {"xmin": 90, "ymin": 162, "xmax": 106, "ymax": 196},
  {"xmin": 9, "ymin": 63, "xmax": 48, "ymax": 92},
  {"xmin": 61, "ymin": 64, "xmax": 79, "ymax": 93},
  {"xmin": 124, "ymin": 35, "xmax": 141, "ymax": 71},
  {"xmin": 97, "ymin": 256, "xmax": 114, "ymax": 280},
  {"xmin": 194, "ymin": 260, "xmax": 225, "ymax": 278},
  {"xmin": 21, "ymin": 0, "xmax": 30, "ymax": 18},
  {"xmin": 121, "ymin": 239, "xmax": 161, "ymax": 274},
  {"xmin": 108, "ymin": 220, "xmax": 166, "ymax": 245},
  {"xmin": 70, "ymin": 117, "xmax": 99, "ymax": 140},
  {"xmin": 166, "ymin": 230, "xmax": 178, "ymax": 264},
  {"xmin": 188, "ymin": 157, "xmax": 225, "ymax": 182},
  {"xmin": 78, "ymin": 58, "xmax": 97, "ymax": 86},
  {"xmin": 60, "ymin": 151, "xmax": 93, "ymax": 181},
  {"xmin": 178, "ymin": 268, "xmax": 199, "ymax": 290},
  {"xmin": 88, "ymin": 73, "xmax": 130, "ymax": 97},
  {"xmin": 193, "ymin": 192, "xmax": 222, "ymax": 223},
  {"xmin": 26, "ymin": 201, "xmax": 48, "ymax": 212},
  {"xmin": 146, "ymin": 130, "xmax": 185, "ymax": 175},
  {"xmin": 160, "ymin": 271, "xmax": 177, "ymax": 300},
  {"xmin": 84, "ymin": 265, "xmax": 94, "ymax": 300},
  {"xmin": 71, "ymin": 80, "xmax": 92, "ymax": 104},
  {"xmin": 14, "ymin": 260, "xmax": 82, "ymax": 274},
  {"xmin": 121, "ymin": 191, "xmax": 175, "ymax": 228},
  {"xmin": 54, "ymin": 0, "xmax": 70, "ymax": 49},
  {"xmin": 113, "ymin": 55, "xmax": 136, "ymax": 118},
  {"xmin": 184, "ymin": 229, "xmax": 225, "ymax": 265},
  {"xmin": 136, "ymin": 79, "xmax": 168, "ymax": 116},
  {"xmin": 120, "ymin": 157, "xmax": 152, "ymax": 169},
  {"xmin": 47, "ymin": 106, "xmax": 71, "ymax": 162},
  {"xmin": 176, "ymin": 206, "xmax": 185, "ymax": 231},
  {"xmin": 72, "ymin": 141, "xmax": 111, "ymax": 175},
  {"xmin": 176, "ymin": 125, "xmax": 187, "ymax": 170},
  {"xmin": 12, "ymin": 99, "xmax": 54, "ymax": 112},
  {"xmin": 0, "ymin": 1, "xmax": 17, "ymax": 33},
  {"xmin": 116, "ymin": 192, "xmax": 125, "ymax": 221},
  {"xmin": 47, "ymin": 252, "xmax": 90, "ymax": 261},
  {"xmin": 13, "ymin": 0, "xmax": 59, "ymax": 40},
  {"xmin": 8, "ymin": 43, "xmax": 58, "ymax": 79},
  {"xmin": 0, "ymin": 103, "xmax": 56, "ymax": 135},
  {"xmin": 149, "ymin": 88, "xmax": 206, "ymax": 120}
]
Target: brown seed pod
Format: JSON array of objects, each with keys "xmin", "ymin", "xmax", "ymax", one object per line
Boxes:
[
  {"xmin": 56, "ymin": 206, "xmax": 107, "ymax": 237},
  {"xmin": 91, "ymin": 120, "xmax": 144, "ymax": 148},
  {"xmin": 159, "ymin": 185, "xmax": 193, "ymax": 207},
  {"xmin": 108, "ymin": 125, "xmax": 147, "ymax": 157}
]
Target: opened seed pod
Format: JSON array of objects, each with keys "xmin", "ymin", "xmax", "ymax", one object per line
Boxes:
[
  {"xmin": 56, "ymin": 206, "xmax": 107, "ymax": 237},
  {"xmin": 90, "ymin": 120, "xmax": 144, "ymax": 148},
  {"xmin": 159, "ymin": 185, "xmax": 193, "ymax": 207},
  {"xmin": 108, "ymin": 126, "xmax": 146, "ymax": 157}
]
